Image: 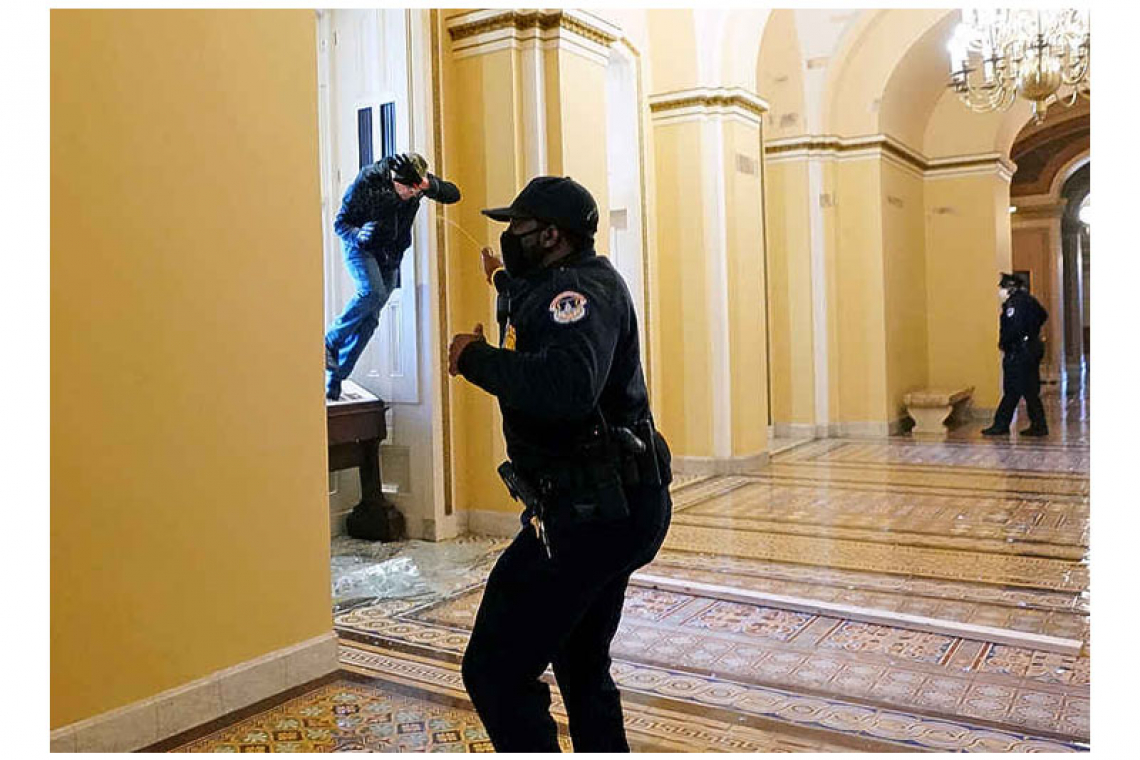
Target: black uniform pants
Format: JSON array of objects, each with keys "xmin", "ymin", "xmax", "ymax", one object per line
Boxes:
[
  {"xmin": 992, "ymin": 350, "xmax": 1047, "ymax": 430},
  {"xmin": 461, "ymin": 482, "xmax": 672, "ymax": 752}
]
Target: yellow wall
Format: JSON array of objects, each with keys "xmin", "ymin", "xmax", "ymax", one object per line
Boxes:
[
  {"xmin": 877, "ymin": 12, "xmax": 957, "ymax": 151},
  {"xmin": 645, "ymin": 9, "xmax": 699, "ymax": 93},
  {"xmin": 756, "ymin": 10, "xmax": 807, "ymax": 142},
  {"xmin": 762, "ymin": 159, "xmax": 815, "ymax": 425},
  {"xmin": 880, "ymin": 161, "xmax": 929, "ymax": 416},
  {"xmin": 441, "ymin": 29, "xmax": 517, "ymax": 516},
  {"xmin": 826, "ymin": 9, "xmax": 947, "ymax": 137},
  {"xmin": 51, "ymin": 10, "xmax": 330, "ymax": 728},
  {"xmin": 546, "ymin": 49, "xmax": 611, "ymax": 235},
  {"xmin": 833, "ymin": 160, "xmax": 889, "ymax": 422},
  {"xmin": 651, "ymin": 120, "xmax": 714, "ymax": 455},
  {"xmin": 441, "ymin": 17, "xmax": 619, "ymax": 512},
  {"xmin": 924, "ymin": 174, "xmax": 1012, "ymax": 407},
  {"xmin": 756, "ymin": 10, "xmax": 815, "ymax": 428},
  {"xmin": 1011, "ymin": 218, "xmax": 1061, "ymax": 375},
  {"xmin": 724, "ymin": 120, "xmax": 769, "ymax": 455}
]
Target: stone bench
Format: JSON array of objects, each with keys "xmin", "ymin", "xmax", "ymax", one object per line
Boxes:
[{"xmin": 904, "ymin": 386, "xmax": 974, "ymax": 435}]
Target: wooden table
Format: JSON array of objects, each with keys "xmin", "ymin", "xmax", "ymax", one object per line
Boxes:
[{"xmin": 327, "ymin": 381, "xmax": 404, "ymax": 541}]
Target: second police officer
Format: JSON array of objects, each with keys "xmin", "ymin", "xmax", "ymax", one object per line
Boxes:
[
  {"xmin": 447, "ymin": 176, "xmax": 673, "ymax": 752},
  {"xmin": 982, "ymin": 272, "xmax": 1050, "ymax": 436}
]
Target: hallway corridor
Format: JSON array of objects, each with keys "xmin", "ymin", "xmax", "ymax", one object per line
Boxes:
[{"xmin": 158, "ymin": 389, "xmax": 1089, "ymax": 753}]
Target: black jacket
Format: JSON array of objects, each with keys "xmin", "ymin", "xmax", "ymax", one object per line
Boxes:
[
  {"xmin": 333, "ymin": 155, "xmax": 460, "ymax": 282},
  {"xmin": 999, "ymin": 289, "xmax": 1048, "ymax": 356},
  {"xmin": 457, "ymin": 249, "xmax": 652, "ymax": 472}
]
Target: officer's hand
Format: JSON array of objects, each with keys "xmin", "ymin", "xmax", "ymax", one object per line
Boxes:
[
  {"xmin": 357, "ymin": 221, "xmax": 378, "ymax": 245},
  {"xmin": 481, "ymin": 247, "xmax": 504, "ymax": 284},
  {"xmin": 448, "ymin": 323, "xmax": 486, "ymax": 376}
]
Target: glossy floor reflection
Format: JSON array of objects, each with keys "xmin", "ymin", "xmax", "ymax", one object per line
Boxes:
[{"xmin": 166, "ymin": 385, "xmax": 1089, "ymax": 753}]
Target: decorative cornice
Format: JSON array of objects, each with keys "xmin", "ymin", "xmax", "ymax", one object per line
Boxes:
[
  {"xmin": 649, "ymin": 87, "xmax": 769, "ymax": 124},
  {"xmin": 765, "ymin": 134, "xmax": 1016, "ymax": 182},
  {"xmin": 447, "ymin": 9, "xmax": 618, "ymax": 47},
  {"xmin": 1012, "ymin": 203, "xmax": 1066, "ymax": 223}
]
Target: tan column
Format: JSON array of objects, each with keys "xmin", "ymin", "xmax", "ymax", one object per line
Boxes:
[
  {"xmin": 441, "ymin": 10, "xmax": 620, "ymax": 525},
  {"xmin": 649, "ymin": 88, "xmax": 771, "ymax": 473},
  {"xmin": 1061, "ymin": 219, "xmax": 1084, "ymax": 377},
  {"xmin": 760, "ymin": 150, "xmax": 818, "ymax": 437},
  {"xmin": 925, "ymin": 162, "xmax": 1018, "ymax": 413},
  {"xmin": 1011, "ymin": 202, "xmax": 1066, "ymax": 383}
]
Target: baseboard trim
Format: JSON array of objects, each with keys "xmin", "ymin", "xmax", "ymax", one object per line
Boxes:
[
  {"xmin": 672, "ymin": 451, "xmax": 770, "ymax": 476},
  {"xmin": 772, "ymin": 422, "xmax": 817, "ymax": 440},
  {"xmin": 833, "ymin": 420, "xmax": 907, "ymax": 438},
  {"xmin": 50, "ymin": 632, "xmax": 339, "ymax": 753},
  {"xmin": 465, "ymin": 508, "xmax": 522, "ymax": 538}
]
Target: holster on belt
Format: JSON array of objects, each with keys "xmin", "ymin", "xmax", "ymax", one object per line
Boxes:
[
  {"xmin": 512, "ymin": 417, "xmax": 673, "ymax": 529},
  {"xmin": 611, "ymin": 418, "xmax": 672, "ymax": 489}
]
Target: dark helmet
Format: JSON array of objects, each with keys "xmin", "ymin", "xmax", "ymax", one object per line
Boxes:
[{"xmin": 999, "ymin": 272, "xmax": 1026, "ymax": 290}]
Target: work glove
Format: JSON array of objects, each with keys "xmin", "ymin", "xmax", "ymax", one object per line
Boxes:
[
  {"xmin": 390, "ymin": 153, "xmax": 423, "ymax": 186},
  {"xmin": 356, "ymin": 221, "xmax": 378, "ymax": 246}
]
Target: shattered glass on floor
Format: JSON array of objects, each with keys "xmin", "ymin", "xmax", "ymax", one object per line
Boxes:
[{"xmin": 331, "ymin": 535, "xmax": 509, "ymax": 614}]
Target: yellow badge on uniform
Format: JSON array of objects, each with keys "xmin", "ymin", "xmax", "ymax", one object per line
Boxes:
[
  {"xmin": 549, "ymin": 291, "xmax": 588, "ymax": 325},
  {"xmin": 503, "ymin": 324, "xmax": 517, "ymax": 351}
]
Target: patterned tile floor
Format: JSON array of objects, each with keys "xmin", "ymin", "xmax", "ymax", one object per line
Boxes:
[{"xmin": 168, "ymin": 385, "xmax": 1089, "ymax": 752}]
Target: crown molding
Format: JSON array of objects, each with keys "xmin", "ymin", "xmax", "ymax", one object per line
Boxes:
[
  {"xmin": 649, "ymin": 87, "xmax": 769, "ymax": 127},
  {"xmin": 765, "ymin": 134, "xmax": 1016, "ymax": 182},
  {"xmin": 447, "ymin": 9, "xmax": 619, "ymax": 62}
]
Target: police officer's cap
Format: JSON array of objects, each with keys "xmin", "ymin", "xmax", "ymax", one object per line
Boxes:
[
  {"xmin": 482, "ymin": 176, "xmax": 599, "ymax": 238},
  {"xmin": 999, "ymin": 272, "xmax": 1025, "ymax": 289}
]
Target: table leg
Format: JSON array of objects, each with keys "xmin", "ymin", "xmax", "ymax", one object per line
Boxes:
[{"xmin": 345, "ymin": 438, "xmax": 406, "ymax": 541}]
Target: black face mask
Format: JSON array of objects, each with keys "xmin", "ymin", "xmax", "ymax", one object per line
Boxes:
[{"xmin": 500, "ymin": 227, "xmax": 544, "ymax": 278}]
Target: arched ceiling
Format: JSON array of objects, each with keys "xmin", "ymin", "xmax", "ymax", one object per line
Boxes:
[
  {"xmin": 756, "ymin": 10, "xmax": 806, "ymax": 141},
  {"xmin": 1011, "ymin": 99, "xmax": 1090, "ymax": 197},
  {"xmin": 828, "ymin": 8, "xmax": 1047, "ymax": 161},
  {"xmin": 717, "ymin": 9, "xmax": 772, "ymax": 91},
  {"xmin": 878, "ymin": 12, "xmax": 958, "ymax": 148},
  {"xmin": 824, "ymin": 8, "xmax": 948, "ymax": 138},
  {"xmin": 638, "ymin": 6, "xmax": 1085, "ymax": 167}
]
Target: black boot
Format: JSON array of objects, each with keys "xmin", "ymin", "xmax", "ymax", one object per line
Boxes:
[
  {"xmin": 981, "ymin": 425, "xmax": 1009, "ymax": 436},
  {"xmin": 1019, "ymin": 426, "xmax": 1049, "ymax": 437}
]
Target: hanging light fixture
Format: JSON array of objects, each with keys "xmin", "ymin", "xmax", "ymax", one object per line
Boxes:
[{"xmin": 948, "ymin": 9, "xmax": 1089, "ymax": 124}]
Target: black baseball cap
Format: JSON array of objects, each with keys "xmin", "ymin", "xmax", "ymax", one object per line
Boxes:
[
  {"xmin": 999, "ymin": 272, "xmax": 1025, "ymax": 288},
  {"xmin": 482, "ymin": 176, "xmax": 599, "ymax": 238}
]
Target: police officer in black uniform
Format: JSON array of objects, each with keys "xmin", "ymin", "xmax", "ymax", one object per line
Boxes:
[
  {"xmin": 447, "ymin": 176, "xmax": 672, "ymax": 752},
  {"xmin": 982, "ymin": 273, "xmax": 1050, "ymax": 436}
]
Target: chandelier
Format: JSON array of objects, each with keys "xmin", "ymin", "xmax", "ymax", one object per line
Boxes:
[{"xmin": 947, "ymin": 9, "xmax": 1089, "ymax": 123}]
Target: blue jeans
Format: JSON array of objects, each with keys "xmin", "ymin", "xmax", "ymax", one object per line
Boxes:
[{"xmin": 325, "ymin": 250, "xmax": 397, "ymax": 389}]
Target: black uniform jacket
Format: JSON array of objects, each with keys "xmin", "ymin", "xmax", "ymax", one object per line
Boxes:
[
  {"xmin": 333, "ymin": 155, "xmax": 460, "ymax": 284},
  {"xmin": 457, "ymin": 248, "xmax": 652, "ymax": 472},
  {"xmin": 999, "ymin": 290, "xmax": 1048, "ymax": 358}
]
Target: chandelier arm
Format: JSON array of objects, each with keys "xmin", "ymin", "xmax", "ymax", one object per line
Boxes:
[
  {"xmin": 962, "ymin": 79, "xmax": 1013, "ymax": 113},
  {"xmin": 1061, "ymin": 55, "xmax": 1090, "ymax": 87}
]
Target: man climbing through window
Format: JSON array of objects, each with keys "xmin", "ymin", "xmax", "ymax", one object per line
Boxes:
[{"xmin": 325, "ymin": 152, "xmax": 460, "ymax": 400}]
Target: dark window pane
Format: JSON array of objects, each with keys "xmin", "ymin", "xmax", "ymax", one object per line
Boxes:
[
  {"xmin": 357, "ymin": 107, "xmax": 373, "ymax": 169},
  {"xmin": 380, "ymin": 102, "xmax": 396, "ymax": 159}
]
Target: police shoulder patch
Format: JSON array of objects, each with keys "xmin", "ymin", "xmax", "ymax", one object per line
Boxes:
[
  {"xmin": 1006, "ymin": 307, "xmax": 1016, "ymax": 317},
  {"xmin": 549, "ymin": 290, "xmax": 588, "ymax": 325}
]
